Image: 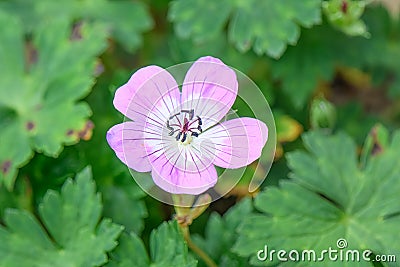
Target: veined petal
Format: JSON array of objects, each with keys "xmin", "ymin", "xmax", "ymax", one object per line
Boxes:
[
  {"xmin": 148, "ymin": 147, "xmax": 217, "ymax": 195},
  {"xmin": 181, "ymin": 56, "xmax": 238, "ymax": 130},
  {"xmin": 113, "ymin": 66, "xmax": 181, "ymax": 124},
  {"xmin": 106, "ymin": 122, "xmax": 162, "ymax": 172},
  {"xmin": 199, "ymin": 118, "xmax": 268, "ymax": 169}
]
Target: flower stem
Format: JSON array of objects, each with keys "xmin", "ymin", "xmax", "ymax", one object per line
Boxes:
[
  {"xmin": 172, "ymin": 194, "xmax": 216, "ymax": 267},
  {"xmin": 180, "ymin": 225, "xmax": 218, "ymax": 267}
]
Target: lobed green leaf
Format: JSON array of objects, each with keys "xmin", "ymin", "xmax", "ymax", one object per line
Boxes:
[
  {"xmin": 0, "ymin": 167, "xmax": 123, "ymax": 267},
  {"xmin": 169, "ymin": 0, "xmax": 323, "ymax": 59},
  {"xmin": 192, "ymin": 198, "xmax": 253, "ymax": 267},
  {"xmin": 0, "ymin": 0, "xmax": 153, "ymax": 52},
  {"xmin": 234, "ymin": 130, "xmax": 400, "ymax": 266},
  {"xmin": 0, "ymin": 12, "xmax": 107, "ymax": 188},
  {"xmin": 108, "ymin": 221, "xmax": 197, "ymax": 267}
]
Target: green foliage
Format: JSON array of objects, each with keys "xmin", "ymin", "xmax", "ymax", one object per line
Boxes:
[
  {"xmin": 335, "ymin": 103, "xmax": 379, "ymax": 144},
  {"xmin": 0, "ymin": 167, "xmax": 123, "ymax": 267},
  {"xmin": 81, "ymin": 77, "xmax": 149, "ymax": 235},
  {"xmin": 270, "ymin": 22, "xmax": 351, "ymax": 108},
  {"xmin": 108, "ymin": 221, "xmax": 198, "ymax": 267},
  {"xmin": 233, "ymin": 130, "xmax": 400, "ymax": 266},
  {"xmin": 0, "ymin": 0, "xmax": 153, "ymax": 52},
  {"xmin": 101, "ymin": 174, "xmax": 148, "ymax": 235},
  {"xmin": 107, "ymin": 232, "xmax": 149, "ymax": 267},
  {"xmin": 192, "ymin": 199, "xmax": 252, "ymax": 267},
  {"xmin": 363, "ymin": 6, "xmax": 400, "ymax": 97},
  {"xmin": 0, "ymin": 12, "xmax": 107, "ymax": 189},
  {"xmin": 1, "ymin": 1, "xmax": 400, "ymax": 266},
  {"xmin": 169, "ymin": 0, "xmax": 323, "ymax": 58},
  {"xmin": 271, "ymin": 6, "xmax": 400, "ymax": 108}
]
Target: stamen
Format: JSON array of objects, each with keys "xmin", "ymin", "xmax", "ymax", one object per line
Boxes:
[
  {"xmin": 166, "ymin": 120, "xmax": 174, "ymax": 131},
  {"xmin": 166, "ymin": 109, "xmax": 202, "ymax": 144},
  {"xmin": 176, "ymin": 132, "xmax": 182, "ymax": 141},
  {"xmin": 169, "ymin": 112, "xmax": 181, "ymax": 120},
  {"xmin": 181, "ymin": 133, "xmax": 187, "ymax": 143},
  {"xmin": 181, "ymin": 109, "xmax": 194, "ymax": 120},
  {"xmin": 169, "ymin": 128, "xmax": 179, "ymax": 136}
]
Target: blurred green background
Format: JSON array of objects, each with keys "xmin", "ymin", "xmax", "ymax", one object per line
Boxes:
[{"xmin": 0, "ymin": 0, "xmax": 399, "ymax": 266}]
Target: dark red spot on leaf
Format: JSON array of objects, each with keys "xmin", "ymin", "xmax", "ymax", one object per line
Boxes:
[
  {"xmin": 71, "ymin": 22, "xmax": 83, "ymax": 41},
  {"xmin": 94, "ymin": 60, "xmax": 105, "ymax": 77},
  {"xmin": 78, "ymin": 121, "xmax": 95, "ymax": 140},
  {"xmin": 26, "ymin": 121, "xmax": 35, "ymax": 131},
  {"xmin": 1, "ymin": 160, "xmax": 11, "ymax": 175},
  {"xmin": 24, "ymin": 41, "xmax": 38, "ymax": 70},
  {"xmin": 86, "ymin": 120, "xmax": 94, "ymax": 129},
  {"xmin": 66, "ymin": 129, "xmax": 74, "ymax": 136},
  {"xmin": 34, "ymin": 104, "xmax": 42, "ymax": 111},
  {"xmin": 371, "ymin": 142, "xmax": 383, "ymax": 155},
  {"xmin": 370, "ymin": 127, "xmax": 384, "ymax": 156},
  {"xmin": 341, "ymin": 0, "xmax": 348, "ymax": 14}
]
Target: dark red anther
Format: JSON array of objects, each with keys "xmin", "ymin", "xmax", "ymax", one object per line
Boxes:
[
  {"xmin": 176, "ymin": 132, "xmax": 182, "ymax": 141},
  {"xmin": 181, "ymin": 133, "xmax": 187, "ymax": 143}
]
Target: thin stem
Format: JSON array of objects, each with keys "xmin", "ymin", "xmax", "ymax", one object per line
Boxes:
[
  {"xmin": 180, "ymin": 225, "xmax": 218, "ymax": 267},
  {"xmin": 172, "ymin": 194, "xmax": 215, "ymax": 266}
]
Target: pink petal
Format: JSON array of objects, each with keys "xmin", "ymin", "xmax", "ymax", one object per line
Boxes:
[
  {"xmin": 181, "ymin": 56, "xmax": 238, "ymax": 130},
  {"xmin": 199, "ymin": 118, "xmax": 268, "ymax": 169},
  {"xmin": 106, "ymin": 122, "xmax": 159, "ymax": 172},
  {"xmin": 149, "ymin": 150, "xmax": 217, "ymax": 195},
  {"xmin": 113, "ymin": 66, "xmax": 181, "ymax": 124}
]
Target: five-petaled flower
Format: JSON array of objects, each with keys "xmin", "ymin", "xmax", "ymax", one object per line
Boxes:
[{"xmin": 107, "ymin": 56, "xmax": 268, "ymax": 195}]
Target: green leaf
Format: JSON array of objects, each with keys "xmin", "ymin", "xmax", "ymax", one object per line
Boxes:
[
  {"xmin": 0, "ymin": 12, "xmax": 107, "ymax": 188},
  {"xmin": 0, "ymin": 177, "xmax": 33, "ymax": 220},
  {"xmin": 107, "ymin": 232, "xmax": 150, "ymax": 267},
  {"xmin": 0, "ymin": 167, "xmax": 123, "ymax": 267},
  {"xmin": 335, "ymin": 103, "xmax": 378, "ymax": 144},
  {"xmin": 101, "ymin": 177, "xmax": 148, "ymax": 235},
  {"xmin": 169, "ymin": 0, "xmax": 232, "ymax": 43},
  {"xmin": 169, "ymin": 0, "xmax": 323, "ymax": 58},
  {"xmin": 108, "ymin": 221, "xmax": 198, "ymax": 267},
  {"xmin": 10, "ymin": 73, "xmax": 149, "ymax": 234},
  {"xmin": 0, "ymin": 0, "xmax": 153, "ymax": 52},
  {"xmin": 192, "ymin": 199, "xmax": 252, "ymax": 267},
  {"xmin": 234, "ymin": 131, "xmax": 400, "ymax": 266},
  {"xmin": 169, "ymin": 34, "xmax": 259, "ymax": 74}
]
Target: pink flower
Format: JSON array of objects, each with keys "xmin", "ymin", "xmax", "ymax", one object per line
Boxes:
[{"xmin": 107, "ymin": 56, "xmax": 268, "ymax": 195}]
